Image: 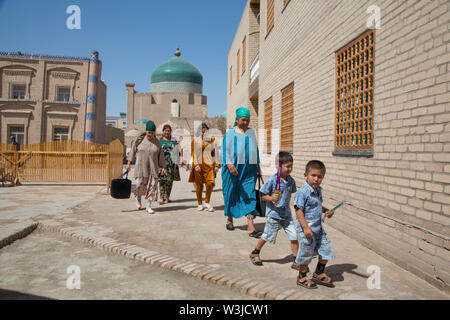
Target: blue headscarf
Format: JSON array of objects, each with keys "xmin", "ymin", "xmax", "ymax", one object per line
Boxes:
[{"xmin": 233, "ymin": 107, "xmax": 250, "ymax": 127}]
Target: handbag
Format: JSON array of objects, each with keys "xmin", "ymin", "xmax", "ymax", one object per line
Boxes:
[
  {"xmin": 255, "ymin": 175, "xmax": 267, "ymax": 217},
  {"xmin": 110, "ymin": 171, "xmax": 132, "ymax": 199},
  {"xmin": 172, "ymin": 164, "xmax": 181, "ymax": 181}
]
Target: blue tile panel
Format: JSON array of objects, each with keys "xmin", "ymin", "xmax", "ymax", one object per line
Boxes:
[
  {"xmin": 86, "ymin": 112, "xmax": 96, "ymax": 120},
  {"xmin": 85, "ymin": 132, "xmax": 94, "ymax": 141},
  {"xmin": 88, "ymin": 75, "xmax": 98, "ymax": 83},
  {"xmin": 87, "ymin": 94, "xmax": 96, "ymax": 104}
]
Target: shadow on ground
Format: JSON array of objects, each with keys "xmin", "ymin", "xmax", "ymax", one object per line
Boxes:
[{"xmin": 0, "ymin": 288, "xmax": 54, "ymax": 300}]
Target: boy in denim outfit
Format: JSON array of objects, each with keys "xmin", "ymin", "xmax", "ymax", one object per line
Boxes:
[
  {"xmin": 294, "ymin": 160, "xmax": 335, "ymax": 289},
  {"xmin": 249, "ymin": 152, "xmax": 300, "ymax": 270}
]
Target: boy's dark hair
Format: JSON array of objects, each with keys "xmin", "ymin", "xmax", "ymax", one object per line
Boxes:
[
  {"xmin": 305, "ymin": 160, "xmax": 326, "ymax": 174},
  {"xmin": 276, "ymin": 151, "xmax": 293, "ymax": 165}
]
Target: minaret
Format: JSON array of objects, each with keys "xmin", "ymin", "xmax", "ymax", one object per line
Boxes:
[{"xmin": 85, "ymin": 50, "xmax": 99, "ymax": 142}]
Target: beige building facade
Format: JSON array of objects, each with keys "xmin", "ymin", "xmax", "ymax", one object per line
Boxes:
[
  {"xmin": 0, "ymin": 50, "xmax": 111, "ymax": 144},
  {"xmin": 228, "ymin": 0, "xmax": 450, "ymax": 292}
]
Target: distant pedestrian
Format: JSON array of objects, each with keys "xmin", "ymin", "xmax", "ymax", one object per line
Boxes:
[
  {"xmin": 249, "ymin": 152, "xmax": 299, "ymax": 270},
  {"xmin": 189, "ymin": 122, "xmax": 219, "ymax": 212},
  {"xmin": 159, "ymin": 124, "xmax": 181, "ymax": 204},
  {"xmin": 126, "ymin": 120, "xmax": 166, "ymax": 214},
  {"xmin": 222, "ymin": 107, "xmax": 262, "ymax": 237},
  {"xmin": 294, "ymin": 160, "xmax": 335, "ymax": 289}
]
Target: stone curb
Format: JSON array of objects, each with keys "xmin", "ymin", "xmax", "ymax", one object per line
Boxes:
[
  {"xmin": 37, "ymin": 222, "xmax": 299, "ymax": 300},
  {"xmin": 0, "ymin": 223, "xmax": 39, "ymax": 249}
]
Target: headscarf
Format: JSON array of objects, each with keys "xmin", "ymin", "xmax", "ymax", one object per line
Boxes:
[
  {"xmin": 162, "ymin": 124, "xmax": 172, "ymax": 132},
  {"xmin": 146, "ymin": 120, "xmax": 156, "ymax": 132},
  {"xmin": 195, "ymin": 122, "xmax": 209, "ymax": 137},
  {"xmin": 233, "ymin": 107, "xmax": 250, "ymax": 127}
]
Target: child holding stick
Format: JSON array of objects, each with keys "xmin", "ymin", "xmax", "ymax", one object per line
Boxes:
[
  {"xmin": 249, "ymin": 152, "xmax": 300, "ymax": 270},
  {"xmin": 294, "ymin": 160, "xmax": 335, "ymax": 289}
]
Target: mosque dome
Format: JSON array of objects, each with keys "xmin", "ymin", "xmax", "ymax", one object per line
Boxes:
[{"xmin": 151, "ymin": 48, "xmax": 203, "ymax": 93}]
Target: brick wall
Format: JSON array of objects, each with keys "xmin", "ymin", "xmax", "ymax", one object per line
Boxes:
[{"xmin": 252, "ymin": 0, "xmax": 449, "ymax": 292}]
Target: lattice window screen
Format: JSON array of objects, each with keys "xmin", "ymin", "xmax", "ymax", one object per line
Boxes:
[
  {"xmin": 281, "ymin": 83, "xmax": 294, "ymax": 152},
  {"xmin": 335, "ymin": 29, "xmax": 375, "ymax": 151},
  {"xmin": 266, "ymin": 0, "xmax": 274, "ymax": 34},
  {"xmin": 264, "ymin": 97, "xmax": 273, "ymax": 153},
  {"xmin": 229, "ymin": 66, "xmax": 232, "ymax": 94},
  {"xmin": 242, "ymin": 37, "xmax": 246, "ymax": 74},
  {"xmin": 237, "ymin": 50, "xmax": 240, "ymax": 82}
]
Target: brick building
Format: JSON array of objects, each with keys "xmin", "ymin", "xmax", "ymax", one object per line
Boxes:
[
  {"xmin": 0, "ymin": 50, "xmax": 115, "ymax": 144},
  {"xmin": 228, "ymin": 0, "xmax": 449, "ymax": 292}
]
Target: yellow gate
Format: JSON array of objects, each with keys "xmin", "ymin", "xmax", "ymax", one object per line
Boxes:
[{"xmin": 0, "ymin": 139, "xmax": 124, "ymax": 188}]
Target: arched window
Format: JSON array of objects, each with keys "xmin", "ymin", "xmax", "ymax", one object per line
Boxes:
[{"xmin": 172, "ymin": 99, "xmax": 178, "ymax": 103}]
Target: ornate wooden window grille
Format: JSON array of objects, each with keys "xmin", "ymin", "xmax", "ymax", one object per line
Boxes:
[
  {"xmin": 335, "ymin": 29, "xmax": 375, "ymax": 151},
  {"xmin": 266, "ymin": 0, "xmax": 274, "ymax": 34},
  {"xmin": 242, "ymin": 37, "xmax": 246, "ymax": 74},
  {"xmin": 237, "ymin": 50, "xmax": 240, "ymax": 83},
  {"xmin": 280, "ymin": 83, "xmax": 294, "ymax": 152},
  {"xmin": 264, "ymin": 97, "xmax": 273, "ymax": 153},
  {"xmin": 229, "ymin": 66, "xmax": 232, "ymax": 94}
]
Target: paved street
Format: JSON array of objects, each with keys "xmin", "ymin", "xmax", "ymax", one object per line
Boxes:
[
  {"xmin": 0, "ymin": 168, "xmax": 449, "ymax": 300},
  {"xmin": 0, "ymin": 230, "xmax": 256, "ymax": 300}
]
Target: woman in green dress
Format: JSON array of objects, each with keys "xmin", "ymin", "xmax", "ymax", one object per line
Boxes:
[{"xmin": 159, "ymin": 124, "xmax": 181, "ymax": 204}]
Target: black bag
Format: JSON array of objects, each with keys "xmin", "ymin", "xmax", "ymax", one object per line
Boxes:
[
  {"xmin": 110, "ymin": 171, "xmax": 132, "ymax": 199},
  {"xmin": 255, "ymin": 175, "xmax": 267, "ymax": 217}
]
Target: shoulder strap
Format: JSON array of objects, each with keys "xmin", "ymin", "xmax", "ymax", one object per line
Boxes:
[{"xmin": 135, "ymin": 133, "xmax": 146, "ymax": 148}]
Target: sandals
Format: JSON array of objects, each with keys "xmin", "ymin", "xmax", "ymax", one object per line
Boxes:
[
  {"xmin": 296, "ymin": 276, "xmax": 318, "ymax": 289},
  {"xmin": 249, "ymin": 253, "xmax": 263, "ymax": 266},
  {"xmin": 312, "ymin": 273, "xmax": 335, "ymax": 287},
  {"xmin": 248, "ymin": 230, "xmax": 262, "ymax": 238},
  {"xmin": 291, "ymin": 262, "xmax": 302, "ymax": 271}
]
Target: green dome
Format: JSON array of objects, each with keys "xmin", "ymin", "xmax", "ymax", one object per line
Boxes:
[{"xmin": 151, "ymin": 56, "xmax": 203, "ymax": 85}]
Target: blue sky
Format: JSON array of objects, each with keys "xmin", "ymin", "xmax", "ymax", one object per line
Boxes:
[{"xmin": 0, "ymin": 0, "xmax": 246, "ymax": 117}]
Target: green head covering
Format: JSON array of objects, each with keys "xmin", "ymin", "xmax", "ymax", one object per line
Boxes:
[
  {"xmin": 146, "ymin": 120, "xmax": 156, "ymax": 132},
  {"xmin": 233, "ymin": 107, "xmax": 250, "ymax": 126}
]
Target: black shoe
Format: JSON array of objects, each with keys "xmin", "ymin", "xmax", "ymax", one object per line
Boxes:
[
  {"xmin": 248, "ymin": 230, "xmax": 262, "ymax": 238},
  {"xmin": 226, "ymin": 223, "xmax": 235, "ymax": 231}
]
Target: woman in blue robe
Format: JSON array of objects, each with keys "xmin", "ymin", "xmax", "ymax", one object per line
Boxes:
[{"xmin": 222, "ymin": 107, "xmax": 262, "ymax": 238}]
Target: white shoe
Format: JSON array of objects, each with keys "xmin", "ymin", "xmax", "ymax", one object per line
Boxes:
[
  {"xmin": 204, "ymin": 203, "xmax": 214, "ymax": 212},
  {"xmin": 136, "ymin": 197, "xmax": 142, "ymax": 209},
  {"xmin": 197, "ymin": 205, "xmax": 204, "ymax": 211},
  {"xmin": 146, "ymin": 203, "xmax": 155, "ymax": 214}
]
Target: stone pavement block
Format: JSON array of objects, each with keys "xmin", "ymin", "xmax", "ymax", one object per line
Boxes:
[
  {"xmin": 275, "ymin": 289, "xmax": 297, "ymax": 300},
  {"xmin": 163, "ymin": 259, "xmax": 182, "ymax": 269},
  {"xmin": 137, "ymin": 251, "xmax": 159, "ymax": 261},
  {"xmin": 256, "ymin": 285, "xmax": 277, "ymax": 299},
  {"xmin": 117, "ymin": 245, "xmax": 135, "ymax": 255},
  {"xmin": 149, "ymin": 255, "xmax": 171, "ymax": 265},
  {"xmin": 216, "ymin": 274, "xmax": 235, "ymax": 286},
  {"xmin": 265, "ymin": 288, "xmax": 283, "ymax": 300},
  {"xmin": 189, "ymin": 266, "xmax": 211, "ymax": 277},
  {"xmin": 239, "ymin": 281, "xmax": 259, "ymax": 295},
  {"xmin": 210, "ymin": 272, "xmax": 228, "ymax": 284},
  {"xmin": 156, "ymin": 257, "xmax": 178, "ymax": 266},
  {"xmin": 232, "ymin": 277, "xmax": 252, "ymax": 289},
  {"xmin": 144, "ymin": 253, "xmax": 164, "ymax": 263},
  {"xmin": 180, "ymin": 263, "xmax": 199, "ymax": 274},
  {"xmin": 172, "ymin": 261, "xmax": 191, "ymax": 271},
  {"xmin": 225, "ymin": 276, "xmax": 246, "ymax": 288},
  {"xmin": 247, "ymin": 283, "xmax": 271, "ymax": 297},
  {"xmin": 196, "ymin": 268, "xmax": 216, "ymax": 280},
  {"xmin": 180, "ymin": 263, "xmax": 198, "ymax": 273},
  {"xmin": 203, "ymin": 271, "xmax": 221, "ymax": 282}
]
